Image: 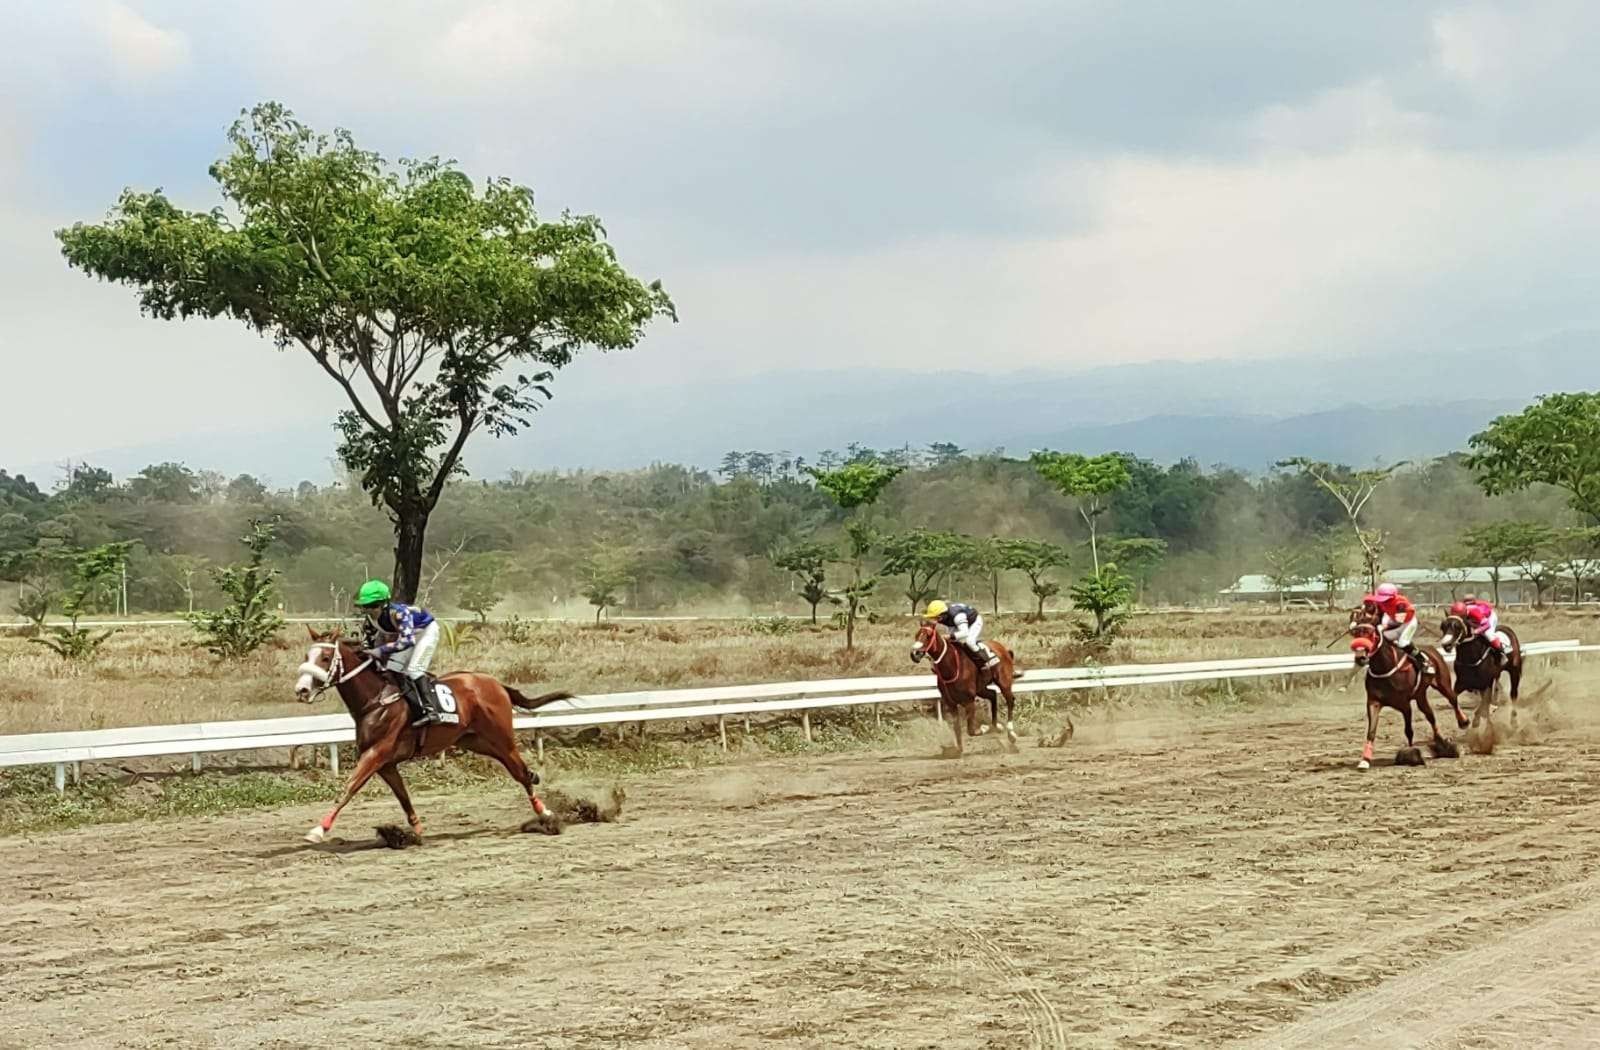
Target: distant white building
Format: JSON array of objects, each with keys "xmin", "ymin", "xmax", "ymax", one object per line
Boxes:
[{"xmin": 1223, "ymin": 566, "xmax": 1557, "ymax": 607}]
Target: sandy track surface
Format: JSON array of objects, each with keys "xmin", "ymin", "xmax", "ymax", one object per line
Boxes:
[{"xmin": 5, "ymin": 695, "xmax": 1600, "ymax": 1049}]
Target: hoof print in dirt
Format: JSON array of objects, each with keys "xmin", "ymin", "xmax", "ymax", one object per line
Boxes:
[
  {"xmin": 521, "ymin": 813, "xmax": 565, "ymax": 836},
  {"xmin": 1394, "ymin": 746, "xmax": 1426, "ymax": 767},
  {"xmin": 1429, "ymin": 737, "xmax": 1460, "ymax": 759},
  {"xmin": 375, "ymin": 824, "xmax": 422, "ymax": 850}
]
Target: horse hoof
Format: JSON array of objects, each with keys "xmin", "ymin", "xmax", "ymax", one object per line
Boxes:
[
  {"xmin": 304, "ymin": 825, "xmax": 326, "ymax": 844},
  {"xmin": 1357, "ymin": 759, "xmax": 1371, "ymax": 770}
]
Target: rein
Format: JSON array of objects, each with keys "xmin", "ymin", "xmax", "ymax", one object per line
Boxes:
[
  {"xmin": 1442, "ymin": 616, "xmax": 1495, "ymax": 667},
  {"xmin": 923, "ymin": 628, "xmax": 962, "ymax": 685},
  {"xmin": 1353, "ymin": 629, "xmax": 1411, "ymax": 681},
  {"xmin": 298, "ymin": 642, "xmax": 376, "ymax": 701}
]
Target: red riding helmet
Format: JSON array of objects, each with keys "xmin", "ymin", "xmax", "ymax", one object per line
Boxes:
[{"xmin": 1449, "ymin": 600, "xmax": 1468, "ymax": 616}]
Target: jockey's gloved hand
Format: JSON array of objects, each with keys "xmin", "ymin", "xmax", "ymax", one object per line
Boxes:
[{"xmin": 362, "ymin": 648, "xmax": 383, "ymax": 660}]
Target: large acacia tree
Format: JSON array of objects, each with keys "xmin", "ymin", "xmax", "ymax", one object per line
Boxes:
[{"xmin": 58, "ymin": 103, "xmax": 673, "ymax": 600}]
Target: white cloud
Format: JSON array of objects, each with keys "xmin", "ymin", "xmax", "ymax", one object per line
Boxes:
[
  {"xmin": 95, "ymin": 1, "xmax": 191, "ymax": 84},
  {"xmin": 1248, "ymin": 80, "xmax": 1436, "ymax": 152}
]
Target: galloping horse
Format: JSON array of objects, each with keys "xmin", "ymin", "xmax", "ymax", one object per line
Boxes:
[
  {"xmin": 1349, "ymin": 623, "xmax": 1465, "ymax": 769},
  {"xmin": 293, "ymin": 627, "xmax": 573, "ymax": 843},
  {"xmin": 1439, "ymin": 613, "xmax": 1523, "ymax": 723},
  {"xmin": 1348, "ymin": 601, "xmax": 1471, "ymax": 727},
  {"xmin": 910, "ymin": 620, "xmax": 1023, "ymax": 755}
]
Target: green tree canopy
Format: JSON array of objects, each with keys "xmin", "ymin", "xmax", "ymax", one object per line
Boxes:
[
  {"xmin": 58, "ymin": 101, "xmax": 673, "ymax": 601},
  {"xmin": 1466, "ymin": 392, "xmax": 1600, "ymax": 523},
  {"xmin": 1029, "ymin": 451, "xmax": 1131, "ymax": 573},
  {"xmin": 995, "ymin": 538, "xmax": 1069, "ymax": 620},
  {"xmin": 1458, "ymin": 521, "xmax": 1554, "ymax": 605}
]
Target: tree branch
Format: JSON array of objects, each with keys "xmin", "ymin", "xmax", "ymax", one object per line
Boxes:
[
  {"xmin": 424, "ymin": 409, "xmax": 479, "ymax": 511},
  {"xmin": 303, "ymin": 341, "xmax": 388, "ymax": 433}
]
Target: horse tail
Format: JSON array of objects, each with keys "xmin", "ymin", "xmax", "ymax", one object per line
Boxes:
[{"xmin": 507, "ymin": 687, "xmax": 575, "ymax": 710}]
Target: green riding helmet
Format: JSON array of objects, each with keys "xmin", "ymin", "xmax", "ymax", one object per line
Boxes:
[{"xmin": 355, "ymin": 579, "xmax": 392, "ymax": 608}]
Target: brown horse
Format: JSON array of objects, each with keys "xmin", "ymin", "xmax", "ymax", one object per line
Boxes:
[
  {"xmin": 910, "ymin": 620, "xmax": 1023, "ymax": 755},
  {"xmin": 1349, "ymin": 623, "xmax": 1464, "ymax": 770},
  {"xmin": 293, "ymin": 628, "xmax": 572, "ymax": 843},
  {"xmin": 1438, "ymin": 614, "xmax": 1523, "ymax": 724}
]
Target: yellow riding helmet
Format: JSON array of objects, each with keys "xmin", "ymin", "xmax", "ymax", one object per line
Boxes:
[{"xmin": 924, "ymin": 600, "xmax": 948, "ymax": 620}]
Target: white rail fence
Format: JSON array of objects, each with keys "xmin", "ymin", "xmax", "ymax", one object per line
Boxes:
[{"xmin": 3, "ymin": 640, "xmax": 1590, "ymax": 793}]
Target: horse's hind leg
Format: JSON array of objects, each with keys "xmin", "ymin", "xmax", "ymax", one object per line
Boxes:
[
  {"xmin": 378, "ymin": 765, "xmax": 423, "ymax": 836},
  {"xmin": 1415, "ymin": 695, "xmax": 1456, "ymax": 757},
  {"xmin": 458, "ymin": 731, "xmax": 551, "ymax": 820},
  {"xmin": 996, "ymin": 678, "xmax": 1019, "ymax": 752}
]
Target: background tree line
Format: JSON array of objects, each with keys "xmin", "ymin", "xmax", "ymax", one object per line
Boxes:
[{"xmin": 1, "ymin": 438, "xmax": 1583, "ymax": 627}]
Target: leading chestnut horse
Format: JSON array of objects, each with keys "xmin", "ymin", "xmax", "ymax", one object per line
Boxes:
[
  {"xmin": 293, "ymin": 628, "xmax": 573, "ymax": 843},
  {"xmin": 910, "ymin": 621, "xmax": 1023, "ymax": 755},
  {"xmin": 1349, "ymin": 623, "xmax": 1464, "ymax": 770}
]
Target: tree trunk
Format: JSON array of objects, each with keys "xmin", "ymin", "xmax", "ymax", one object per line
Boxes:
[
  {"xmin": 809, "ymin": 601, "xmax": 819, "ymax": 625},
  {"xmin": 595, "ymin": 605, "xmax": 603, "ymax": 624},
  {"xmin": 845, "ymin": 600, "xmax": 856, "ymax": 650},
  {"xmin": 390, "ymin": 505, "xmax": 429, "ymax": 603},
  {"xmin": 990, "ymin": 573, "xmax": 1000, "ymax": 615},
  {"xmin": 1035, "ymin": 592, "xmax": 1046, "ymax": 621},
  {"xmin": 1491, "ymin": 569, "xmax": 1502, "ymax": 606}
]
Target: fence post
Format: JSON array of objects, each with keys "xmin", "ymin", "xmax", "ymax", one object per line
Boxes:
[
  {"xmin": 935, "ymin": 698, "xmax": 942, "ymax": 722},
  {"xmin": 328, "ymin": 744, "xmax": 340, "ymax": 776},
  {"xmin": 191, "ymin": 753, "xmax": 202, "ymax": 774},
  {"xmin": 54, "ymin": 763, "xmax": 65, "ymax": 794},
  {"xmin": 535, "ymin": 733, "xmax": 544, "ymax": 762},
  {"xmin": 801, "ymin": 710, "xmax": 812, "ymax": 743},
  {"xmin": 718, "ymin": 715, "xmax": 728, "ymax": 751},
  {"xmin": 72, "ymin": 761, "xmax": 82, "ymax": 785}
]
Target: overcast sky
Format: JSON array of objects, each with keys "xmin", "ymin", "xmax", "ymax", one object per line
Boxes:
[{"xmin": 4, "ymin": 1, "xmax": 1600, "ymax": 470}]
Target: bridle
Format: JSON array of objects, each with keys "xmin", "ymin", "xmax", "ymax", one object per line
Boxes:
[
  {"xmin": 1351, "ymin": 625, "xmax": 1409, "ymax": 680},
  {"xmin": 917, "ymin": 624, "xmax": 962, "ymax": 685},
  {"xmin": 297, "ymin": 641, "xmax": 375, "ymax": 702},
  {"xmin": 1441, "ymin": 614, "xmax": 1494, "ymax": 667}
]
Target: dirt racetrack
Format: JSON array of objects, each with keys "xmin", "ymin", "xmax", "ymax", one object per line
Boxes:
[{"xmin": 6, "ymin": 687, "xmax": 1600, "ymax": 1049}]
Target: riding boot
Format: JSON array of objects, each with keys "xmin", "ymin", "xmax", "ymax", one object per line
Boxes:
[
  {"xmin": 976, "ymin": 642, "xmax": 1000, "ymax": 670},
  {"xmin": 1405, "ymin": 645, "xmax": 1429, "ymax": 677},
  {"xmin": 404, "ymin": 677, "xmax": 433, "ymax": 727}
]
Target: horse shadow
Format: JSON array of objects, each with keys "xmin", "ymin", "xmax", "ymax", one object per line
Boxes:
[{"xmin": 261, "ymin": 823, "xmax": 555, "ymax": 859}]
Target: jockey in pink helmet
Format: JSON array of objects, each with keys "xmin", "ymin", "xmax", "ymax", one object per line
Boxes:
[{"xmin": 1449, "ymin": 596, "xmax": 1512, "ymax": 656}]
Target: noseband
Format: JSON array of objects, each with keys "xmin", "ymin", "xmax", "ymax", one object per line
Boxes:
[{"xmin": 298, "ymin": 642, "xmax": 374, "ymax": 700}]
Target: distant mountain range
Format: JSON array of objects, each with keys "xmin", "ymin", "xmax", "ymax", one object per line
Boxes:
[{"xmin": 18, "ymin": 331, "xmax": 1600, "ymax": 485}]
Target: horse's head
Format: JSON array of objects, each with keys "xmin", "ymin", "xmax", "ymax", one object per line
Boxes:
[
  {"xmin": 1439, "ymin": 611, "xmax": 1470, "ymax": 652},
  {"xmin": 1349, "ymin": 624, "xmax": 1381, "ymax": 667},
  {"xmin": 910, "ymin": 620, "xmax": 939, "ymax": 663},
  {"xmin": 1349, "ymin": 600, "xmax": 1381, "ymax": 631},
  {"xmin": 294, "ymin": 626, "xmax": 346, "ymax": 703}
]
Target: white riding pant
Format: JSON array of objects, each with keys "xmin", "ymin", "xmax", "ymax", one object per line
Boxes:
[
  {"xmin": 954, "ymin": 615, "xmax": 985, "ymax": 648},
  {"xmin": 385, "ymin": 621, "xmax": 440, "ymax": 679},
  {"xmin": 1382, "ymin": 616, "xmax": 1418, "ymax": 648}
]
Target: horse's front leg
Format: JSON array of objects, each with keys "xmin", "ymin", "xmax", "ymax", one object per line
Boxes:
[
  {"xmin": 1359, "ymin": 698, "xmax": 1381, "ymax": 770},
  {"xmin": 306, "ymin": 743, "xmax": 393, "ymax": 843}
]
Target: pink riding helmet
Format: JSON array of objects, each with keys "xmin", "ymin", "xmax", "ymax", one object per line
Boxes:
[{"xmin": 1374, "ymin": 583, "xmax": 1399, "ymax": 602}]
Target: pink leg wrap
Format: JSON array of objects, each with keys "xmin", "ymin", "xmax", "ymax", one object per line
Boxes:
[{"xmin": 1361, "ymin": 741, "xmax": 1374, "ymax": 761}]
